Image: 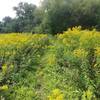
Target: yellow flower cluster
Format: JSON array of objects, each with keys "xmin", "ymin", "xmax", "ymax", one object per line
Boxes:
[
  {"xmin": 48, "ymin": 89, "xmax": 64, "ymax": 100},
  {"xmin": 0, "ymin": 85, "xmax": 8, "ymax": 91},
  {"xmin": 2, "ymin": 64, "xmax": 7, "ymax": 74},
  {"xmin": 95, "ymin": 47, "xmax": 100, "ymax": 56},
  {"xmin": 73, "ymin": 49, "xmax": 88, "ymax": 58},
  {"xmin": 2, "ymin": 64, "xmax": 14, "ymax": 74},
  {"xmin": 0, "ymin": 33, "xmax": 47, "ymax": 47},
  {"xmin": 82, "ymin": 88, "xmax": 93, "ymax": 100},
  {"xmin": 0, "ymin": 33, "xmax": 48, "ymax": 59},
  {"xmin": 0, "ymin": 34, "xmax": 30, "ymax": 47},
  {"xmin": 79, "ymin": 30, "xmax": 100, "ymax": 48},
  {"xmin": 58, "ymin": 26, "xmax": 82, "ymax": 40},
  {"xmin": 57, "ymin": 27, "xmax": 100, "ymax": 52},
  {"xmin": 47, "ymin": 54, "xmax": 56, "ymax": 65}
]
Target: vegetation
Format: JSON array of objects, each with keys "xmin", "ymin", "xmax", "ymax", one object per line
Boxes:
[
  {"xmin": 0, "ymin": 27, "xmax": 100, "ymax": 99},
  {"xmin": 0, "ymin": 0, "xmax": 100, "ymax": 99},
  {"xmin": 0, "ymin": 0, "xmax": 100, "ymax": 34}
]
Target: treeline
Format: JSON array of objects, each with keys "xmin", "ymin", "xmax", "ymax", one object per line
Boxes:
[{"xmin": 0, "ymin": 0, "xmax": 100, "ymax": 34}]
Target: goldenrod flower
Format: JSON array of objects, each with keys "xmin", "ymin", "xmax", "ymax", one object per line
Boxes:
[
  {"xmin": 52, "ymin": 89, "xmax": 61, "ymax": 96},
  {"xmin": 2, "ymin": 64, "xmax": 7, "ymax": 74},
  {"xmin": 95, "ymin": 47, "xmax": 100, "ymax": 56},
  {"xmin": 73, "ymin": 49, "xmax": 87, "ymax": 58},
  {"xmin": 0, "ymin": 85, "xmax": 8, "ymax": 91},
  {"xmin": 48, "ymin": 89, "xmax": 64, "ymax": 100}
]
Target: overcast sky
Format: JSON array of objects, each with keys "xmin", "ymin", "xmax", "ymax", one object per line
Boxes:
[{"xmin": 0, "ymin": 0, "xmax": 42, "ymax": 21}]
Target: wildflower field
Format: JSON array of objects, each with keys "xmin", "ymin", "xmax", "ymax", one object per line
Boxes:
[{"xmin": 0, "ymin": 27, "xmax": 100, "ymax": 100}]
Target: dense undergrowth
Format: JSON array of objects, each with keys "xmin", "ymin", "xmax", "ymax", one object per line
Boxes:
[{"xmin": 0, "ymin": 27, "xmax": 100, "ymax": 100}]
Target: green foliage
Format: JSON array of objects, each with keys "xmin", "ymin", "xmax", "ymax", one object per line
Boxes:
[
  {"xmin": 34, "ymin": 0, "xmax": 100, "ymax": 34},
  {"xmin": 0, "ymin": 2, "xmax": 37, "ymax": 33},
  {"xmin": 0, "ymin": 0, "xmax": 100, "ymax": 33}
]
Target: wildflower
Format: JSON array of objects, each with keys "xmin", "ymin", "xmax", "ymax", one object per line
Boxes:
[
  {"xmin": 0, "ymin": 85, "xmax": 8, "ymax": 91},
  {"xmin": 82, "ymin": 88, "xmax": 93, "ymax": 100},
  {"xmin": 2, "ymin": 64, "xmax": 7, "ymax": 74},
  {"xmin": 47, "ymin": 54, "xmax": 56, "ymax": 65},
  {"xmin": 62, "ymin": 38, "xmax": 70, "ymax": 47},
  {"xmin": 86, "ymin": 89, "xmax": 93, "ymax": 99},
  {"xmin": 52, "ymin": 89, "xmax": 61, "ymax": 96},
  {"xmin": 95, "ymin": 47, "xmax": 100, "ymax": 56},
  {"xmin": 48, "ymin": 89, "xmax": 64, "ymax": 100},
  {"xmin": 73, "ymin": 49, "xmax": 87, "ymax": 58},
  {"xmin": 56, "ymin": 94, "xmax": 64, "ymax": 100}
]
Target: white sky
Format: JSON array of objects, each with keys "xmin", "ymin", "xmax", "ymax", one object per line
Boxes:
[{"xmin": 0, "ymin": 0, "xmax": 42, "ymax": 21}]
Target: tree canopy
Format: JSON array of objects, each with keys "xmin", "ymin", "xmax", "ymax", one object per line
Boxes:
[{"xmin": 0, "ymin": 0, "xmax": 100, "ymax": 34}]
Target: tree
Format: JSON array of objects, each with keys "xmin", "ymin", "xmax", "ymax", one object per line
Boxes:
[
  {"xmin": 1, "ymin": 16, "xmax": 14, "ymax": 33},
  {"xmin": 13, "ymin": 2, "xmax": 37, "ymax": 32},
  {"xmin": 0, "ymin": 0, "xmax": 100, "ymax": 33},
  {"xmin": 35, "ymin": 0, "xmax": 100, "ymax": 34}
]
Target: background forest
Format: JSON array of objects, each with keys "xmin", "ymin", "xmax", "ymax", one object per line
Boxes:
[{"xmin": 0, "ymin": 0, "xmax": 100, "ymax": 34}]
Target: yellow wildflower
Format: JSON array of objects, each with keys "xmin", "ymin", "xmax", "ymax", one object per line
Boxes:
[
  {"xmin": 56, "ymin": 94, "xmax": 64, "ymax": 100},
  {"xmin": 82, "ymin": 89, "xmax": 93, "ymax": 100},
  {"xmin": 48, "ymin": 89, "xmax": 64, "ymax": 100},
  {"xmin": 95, "ymin": 47, "xmax": 100, "ymax": 56},
  {"xmin": 52, "ymin": 89, "xmax": 61, "ymax": 97},
  {"xmin": 2, "ymin": 64, "xmax": 7, "ymax": 74},
  {"xmin": 73, "ymin": 49, "xmax": 87, "ymax": 58},
  {"xmin": 0, "ymin": 85, "xmax": 8, "ymax": 91}
]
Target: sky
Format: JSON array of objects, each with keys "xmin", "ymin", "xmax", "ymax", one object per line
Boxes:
[{"xmin": 0, "ymin": 0, "xmax": 42, "ymax": 21}]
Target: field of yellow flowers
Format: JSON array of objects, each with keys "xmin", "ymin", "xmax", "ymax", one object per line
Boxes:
[{"xmin": 0, "ymin": 27, "xmax": 100, "ymax": 100}]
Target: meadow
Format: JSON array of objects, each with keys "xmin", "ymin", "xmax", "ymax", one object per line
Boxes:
[{"xmin": 0, "ymin": 27, "xmax": 100, "ymax": 100}]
